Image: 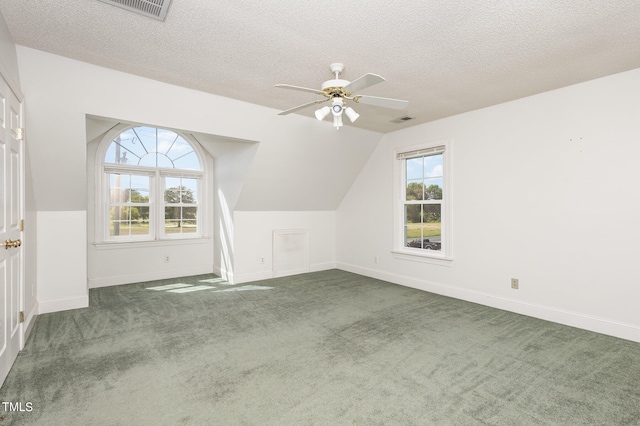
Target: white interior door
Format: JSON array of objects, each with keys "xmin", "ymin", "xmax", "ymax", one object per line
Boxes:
[{"xmin": 0, "ymin": 75, "xmax": 23, "ymax": 385}]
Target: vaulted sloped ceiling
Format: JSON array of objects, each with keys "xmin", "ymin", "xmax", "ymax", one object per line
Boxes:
[{"xmin": 1, "ymin": 1, "xmax": 639, "ymax": 133}]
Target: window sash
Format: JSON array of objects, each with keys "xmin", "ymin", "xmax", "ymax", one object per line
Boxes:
[
  {"xmin": 103, "ymin": 169, "xmax": 203, "ymax": 241},
  {"xmin": 161, "ymin": 175, "xmax": 201, "ymax": 239}
]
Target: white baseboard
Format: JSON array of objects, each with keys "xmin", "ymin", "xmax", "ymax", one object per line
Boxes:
[
  {"xmin": 22, "ymin": 302, "xmax": 39, "ymax": 346},
  {"xmin": 88, "ymin": 265, "xmax": 214, "ymax": 288},
  {"xmin": 213, "ymin": 265, "xmax": 234, "ymax": 283},
  {"xmin": 38, "ymin": 296, "xmax": 89, "ymax": 315},
  {"xmin": 232, "ymin": 262, "xmax": 337, "ymax": 285},
  {"xmin": 311, "ymin": 261, "xmax": 337, "ymax": 272},
  {"xmin": 337, "ymin": 262, "xmax": 640, "ymax": 344},
  {"xmin": 233, "ymin": 270, "xmax": 273, "ymax": 284}
]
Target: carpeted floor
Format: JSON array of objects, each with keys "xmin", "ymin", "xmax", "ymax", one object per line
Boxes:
[{"xmin": 1, "ymin": 269, "xmax": 639, "ymax": 425}]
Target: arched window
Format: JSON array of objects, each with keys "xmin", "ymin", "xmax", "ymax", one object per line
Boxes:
[{"xmin": 100, "ymin": 126, "xmax": 205, "ymax": 241}]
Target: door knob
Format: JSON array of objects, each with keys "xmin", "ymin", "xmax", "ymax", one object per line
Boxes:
[{"xmin": 3, "ymin": 239, "xmax": 21, "ymax": 249}]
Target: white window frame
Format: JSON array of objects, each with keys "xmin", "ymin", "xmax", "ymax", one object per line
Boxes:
[
  {"xmin": 392, "ymin": 138, "xmax": 453, "ymax": 265},
  {"xmin": 95, "ymin": 125, "xmax": 207, "ymax": 246},
  {"xmin": 158, "ymin": 170, "xmax": 203, "ymax": 240}
]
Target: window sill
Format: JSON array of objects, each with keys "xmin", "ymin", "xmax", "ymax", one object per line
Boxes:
[
  {"xmin": 94, "ymin": 237, "xmax": 210, "ymax": 250},
  {"xmin": 391, "ymin": 249, "xmax": 453, "ymax": 266}
]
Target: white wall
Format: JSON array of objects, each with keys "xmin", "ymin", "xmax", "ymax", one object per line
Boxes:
[
  {"xmin": 232, "ymin": 211, "xmax": 336, "ymax": 283},
  {"xmin": 337, "ymin": 68, "xmax": 640, "ymax": 342},
  {"xmin": 36, "ymin": 211, "xmax": 87, "ymax": 313},
  {"xmin": 0, "ymin": 12, "xmax": 20, "ymax": 94},
  {"xmin": 16, "ymin": 46, "xmax": 382, "ymax": 308}
]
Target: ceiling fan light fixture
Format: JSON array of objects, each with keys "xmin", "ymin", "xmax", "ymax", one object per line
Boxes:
[
  {"xmin": 315, "ymin": 106, "xmax": 330, "ymax": 121},
  {"xmin": 333, "ymin": 114, "xmax": 343, "ymax": 130},
  {"xmin": 344, "ymin": 107, "xmax": 359, "ymax": 123},
  {"xmin": 331, "ymin": 98, "xmax": 344, "ymax": 116}
]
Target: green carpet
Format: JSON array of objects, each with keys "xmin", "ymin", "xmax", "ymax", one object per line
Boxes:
[{"xmin": 1, "ymin": 270, "xmax": 638, "ymax": 425}]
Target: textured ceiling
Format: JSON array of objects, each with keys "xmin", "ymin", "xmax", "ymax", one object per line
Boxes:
[{"xmin": 1, "ymin": 0, "xmax": 639, "ymax": 133}]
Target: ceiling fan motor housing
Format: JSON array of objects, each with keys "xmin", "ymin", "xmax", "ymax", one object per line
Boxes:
[{"xmin": 322, "ymin": 79, "xmax": 350, "ymax": 91}]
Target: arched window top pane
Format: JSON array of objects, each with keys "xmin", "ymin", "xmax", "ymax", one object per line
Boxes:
[{"xmin": 104, "ymin": 126, "xmax": 201, "ymax": 170}]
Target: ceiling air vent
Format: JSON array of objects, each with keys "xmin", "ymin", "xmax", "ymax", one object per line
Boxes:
[
  {"xmin": 97, "ymin": 0, "xmax": 172, "ymax": 21},
  {"xmin": 391, "ymin": 115, "xmax": 414, "ymax": 123}
]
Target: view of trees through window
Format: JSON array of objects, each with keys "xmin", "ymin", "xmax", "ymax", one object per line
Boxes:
[
  {"xmin": 109, "ymin": 173, "xmax": 150, "ymax": 237},
  {"xmin": 104, "ymin": 126, "xmax": 202, "ymax": 240},
  {"xmin": 404, "ymin": 153, "xmax": 443, "ymax": 251},
  {"xmin": 164, "ymin": 177, "xmax": 198, "ymax": 235}
]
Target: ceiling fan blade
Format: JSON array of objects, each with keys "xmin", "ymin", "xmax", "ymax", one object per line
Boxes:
[
  {"xmin": 275, "ymin": 84, "xmax": 325, "ymax": 96},
  {"xmin": 278, "ymin": 99, "xmax": 327, "ymax": 115},
  {"xmin": 354, "ymin": 95, "xmax": 408, "ymax": 110},
  {"xmin": 343, "ymin": 73, "xmax": 385, "ymax": 93}
]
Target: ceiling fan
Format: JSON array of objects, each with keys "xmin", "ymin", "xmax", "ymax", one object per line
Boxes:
[{"xmin": 275, "ymin": 63, "xmax": 409, "ymax": 129}]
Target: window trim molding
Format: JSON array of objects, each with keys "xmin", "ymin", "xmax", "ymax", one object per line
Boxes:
[
  {"xmin": 94, "ymin": 123, "xmax": 208, "ymax": 244},
  {"xmin": 93, "ymin": 236, "xmax": 211, "ymax": 250},
  {"xmin": 392, "ymin": 138, "xmax": 453, "ymax": 263}
]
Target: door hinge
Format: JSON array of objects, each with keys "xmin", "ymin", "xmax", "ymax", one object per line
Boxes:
[
  {"xmin": 16, "ymin": 128, "xmax": 25, "ymax": 141},
  {"xmin": 19, "ymin": 219, "xmax": 24, "ymax": 231},
  {"xmin": 19, "ymin": 311, "xmax": 24, "ymax": 323}
]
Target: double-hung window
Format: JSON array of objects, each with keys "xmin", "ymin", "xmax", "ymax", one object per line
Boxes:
[
  {"xmin": 101, "ymin": 126, "xmax": 204, "ymax": 242},
  {"xmin": 394, "ymin": 140, "xmax": 452, "ymax": 263}
]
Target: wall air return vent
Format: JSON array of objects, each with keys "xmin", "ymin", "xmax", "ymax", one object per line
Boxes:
[{"xmin": 97, "ymin": 0, "xmax": 172, "ymax": 21}]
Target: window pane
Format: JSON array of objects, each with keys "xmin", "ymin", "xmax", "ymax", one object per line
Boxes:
[
  {"xmin": 110, "ymin": 219, "xmax": 135, "ymax": 236},
  {"xmin": 165, "ymin": 136, "xmax": 200, "ymax": 170},
  {"xmin": 109, "ymin": 207, "xmax": 150, "ymax": 237},
  {"xmin": 138, "ymin": 153, "xmax": 157, "ymax": 168},
  {"xmin": 164, "ymin": 183, "xmax": 181, "ymax": 203},
  {"xmin": 164, "ymin": 221, "xmax": 180, "ymax": 234},
  {"xmin": 182, "ymin": 219, "xmax": 197, "ymax": 234},
  {"xmin": 423, "ymin": 204, "xmax": 441, "ymax": 250},
  {"xmin": 405, "ymin": 204, "xmax": 421, "ymax": 225},
  {"xmin": 423, "ymin": 179, "xmax": 443, "ymax": 200},
  {"xmin": 134, "ymin": 126, "xmax": 157, "ymax": 155},
  {"xmin": 164, "ymin": 206, "xmax": 198, "ymax": 235},
  {"xmin": 129, "ymin": 175, "xmax": 150, "ymax": 202},
  {"xmin": 165, "ymin": 177, "xmax": 198, "ymax": 204},
  {"xmin": 406, "ymin": 157, "xmax": 423, "ymax": 180},
  {"xmin": 105, "ymin": 126, "xmax": 201, "ymax": 170},
  {"xmin": 423, "ymin": 204, "xmax": 441, "ymax": 224},
  {"xmin": 109, "ymin": 207, "xmax": 127, "ymax": 222},
  {"xmin": 181, "ymin": 179, "xmax": 198, "ymax": 203},
  {"xmin": 165, "ymin": 177, "xmax": 181, "ymax": 190},
  {"xmin": 406, "ymin": 180, "xmax": 424, "ymax": 201},
  {"xmin": 165, "ymin": 206, "xmax": 184, "ymax": 234},
  {"xmin": 133, "ymin": 207, "xmax": 150, "ymax": 230},
  {"xmin": 109, "ymin": 174, "xmax": 150, "ymax": 203},
  {"xmin": 423, "ymin": 154, "xmax": 443, "ymax": 179},
  {"xmin": 165, "ymin": 205, "xmax": 181, "ymax": 221},
  {"xmin": 183, "ymin": 206, "xmax": 197, "ymax": 221},
  {"xmin": 404, "ymin": 204, "xmax": 442, "ymax": 250},
  {"xmin": 173, "ymin": 151, "xmax": 200, "ymax": 170},
  {"xmin": 110, "ymin": 175, "xmax": 125, "ymax": 203},
  {"xmin": 105, "ymin": 133, "xmax": 145, "ymax": 165}
]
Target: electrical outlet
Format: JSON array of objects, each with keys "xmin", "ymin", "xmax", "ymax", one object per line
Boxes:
[
  {"xmin": 511, "ymin": 278, "xmax": 519, "ymax": 289},
  {"xmin": 261, "ymin": 257, "xmax": 265, "ymax": 264},
  {"xmin": 374, "ymin": 256, "xmax": 378, "ymax": 264},
  {"xmin": 164, "ymin": 255, "xmax": 170, "ymax": 263}
]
